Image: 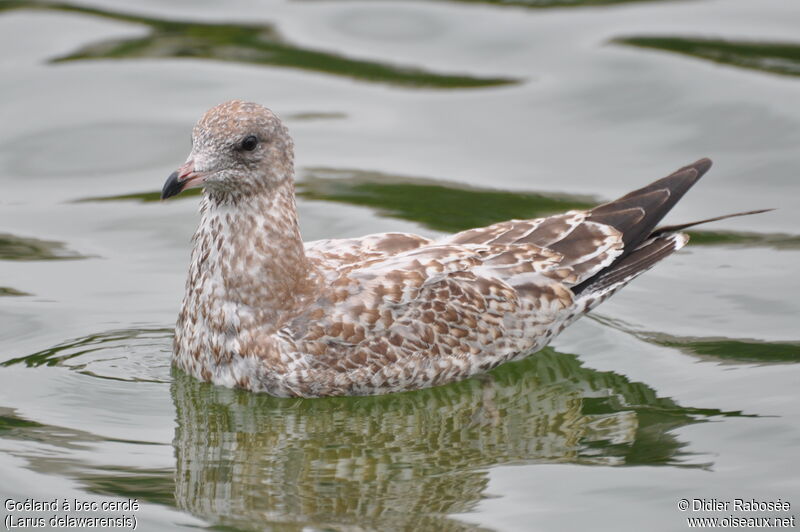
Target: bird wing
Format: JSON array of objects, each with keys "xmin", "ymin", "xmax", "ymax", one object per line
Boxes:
[
  {"xmin": 284, "ymin": 229, "xmax": 623, "ymax": 393},
  {"xmin": 304, "ymin": 232, "xmax": 434, "ymax": 274},
  {"xmin": 277, "ymin": 159, "xmax": 734, "ymax": 395},
  {"xmin": 442, "ymin": 211, "xmax": 626, "ymax": 285}
]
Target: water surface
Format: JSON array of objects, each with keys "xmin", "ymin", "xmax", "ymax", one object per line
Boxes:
[{"xmin": 1, "ymin": 0, "xmax": 798, "ymax": 530}]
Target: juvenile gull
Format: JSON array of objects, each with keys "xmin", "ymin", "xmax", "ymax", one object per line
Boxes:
[{"xmin": 162, "ymin": 100, "xmax": 766, "ymax": 397}]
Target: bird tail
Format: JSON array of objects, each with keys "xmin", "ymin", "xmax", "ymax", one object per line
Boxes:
[
  {"xmin": 571, "ymin": 158, "xmax": 771, "ymax": 298},
  {"xmin": 650, "ymin": 209, "xmax": 774, "ymax": 237}
]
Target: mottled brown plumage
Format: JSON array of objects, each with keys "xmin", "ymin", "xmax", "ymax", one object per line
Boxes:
[{"xmin": 161, "ymin": 100, "xmax": 761, "ymax": 397}]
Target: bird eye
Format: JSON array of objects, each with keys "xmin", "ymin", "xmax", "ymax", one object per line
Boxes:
[{"xmin": 240, "ymin": 135, "xmax": 259, "ymax": 151}]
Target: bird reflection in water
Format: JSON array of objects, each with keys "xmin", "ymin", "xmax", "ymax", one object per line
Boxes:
[{"xmin": 171, "ymin": 348, "xmax": 744, "ymax": 531}]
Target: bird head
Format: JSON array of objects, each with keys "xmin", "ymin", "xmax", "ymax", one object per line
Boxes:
[{"xmin": 161, "ymin": 100, "xmax": 294, "ymax": 202}]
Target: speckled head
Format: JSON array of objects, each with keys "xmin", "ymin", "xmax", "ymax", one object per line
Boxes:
[{"xmin": 161, "ymin": 100, "xmax": 294, "ymax": 202}]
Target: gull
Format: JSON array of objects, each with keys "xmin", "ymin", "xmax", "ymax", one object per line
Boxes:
[{"xmin": 161, "ymin": 100, "xmax": 766, "ymax": 397}]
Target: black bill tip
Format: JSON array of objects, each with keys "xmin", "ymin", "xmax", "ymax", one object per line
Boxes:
[{"xmin": 161, "ymin": 171, "xmax": 183, "ymax": 200}]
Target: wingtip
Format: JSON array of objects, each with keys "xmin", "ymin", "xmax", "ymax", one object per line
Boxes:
[
  {"xmin": 696, "ymin": 157, "xmax": 713, "ymax": 169},
  {"xmin": 687, "ymin": 157, "xmax": 713, "ymax": 177}
]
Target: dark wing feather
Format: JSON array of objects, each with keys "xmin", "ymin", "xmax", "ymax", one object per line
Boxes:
[
  {"xmin": 587, "ymin": 158, "xmax": 711, "ymax": 257},
  {"xmin": 571, "ymin": 158, "xmax": 714, "ymax": 296},
  {"xmin": 573, "ymin": 234, "xmax": 687, "ymax": 296}
]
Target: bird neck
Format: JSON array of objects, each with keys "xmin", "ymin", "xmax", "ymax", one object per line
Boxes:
[{"xmin": 189, "ymin": 180, "xmax": 314, "ymax": 329}]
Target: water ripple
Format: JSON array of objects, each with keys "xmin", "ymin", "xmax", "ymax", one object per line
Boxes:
[{"xmin": 2, "ymin": 327, "xmax": 174, "ymax": 383}]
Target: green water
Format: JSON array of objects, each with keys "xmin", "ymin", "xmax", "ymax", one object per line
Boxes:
[{"xmin": 0, "ymin": 0, "xmax": 798, "ymax": 530}]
